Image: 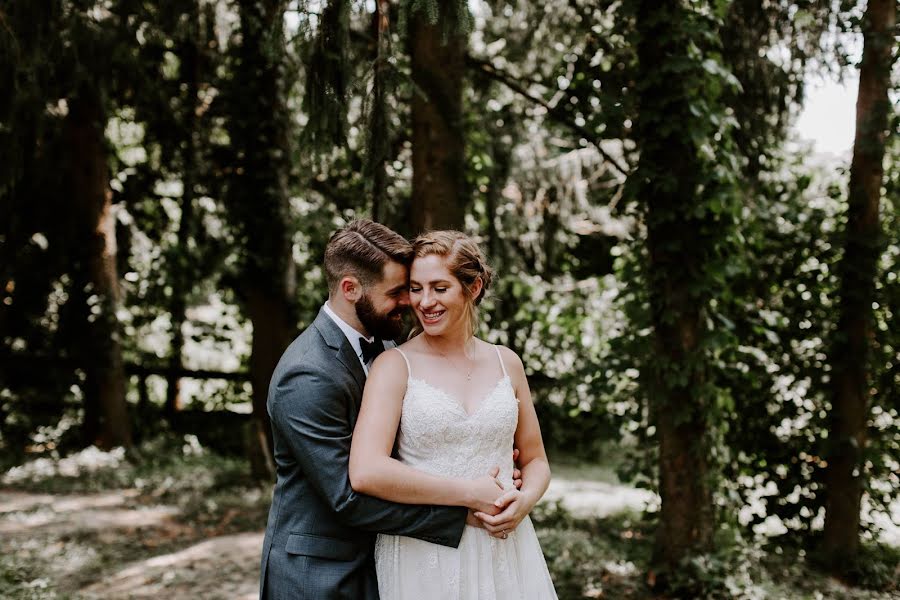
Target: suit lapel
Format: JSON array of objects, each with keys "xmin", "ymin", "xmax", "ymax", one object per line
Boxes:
[{"xmin": 312, "ymin": 308, "xmax": 366, "ymax": 395}]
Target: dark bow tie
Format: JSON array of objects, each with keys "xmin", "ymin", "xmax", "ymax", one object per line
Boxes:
[{"xmin": 359, "ymin": 337, "xmax": 385, "ymax": 364}]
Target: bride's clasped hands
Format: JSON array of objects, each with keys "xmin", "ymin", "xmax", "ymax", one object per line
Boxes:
[
  {"xmin": 473, "ymin": 487, "xmax": 538, "ymax": 538},
  {"xmin": 463, "ymin": 470, "xmax": 508, "ymax": 515},
  {"xmin": 461, "ymin": 465, "xmax": 532, "ymax": 538}
]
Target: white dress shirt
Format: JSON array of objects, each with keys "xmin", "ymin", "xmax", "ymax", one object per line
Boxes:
[{"xmin": 323, "ymin": 301, "xmax": 378, "ymax": 375}]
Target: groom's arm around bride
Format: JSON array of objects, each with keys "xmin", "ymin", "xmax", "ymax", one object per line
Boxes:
[{"xmin": 260, "ymin": 323, "xmax": 469, "ymax": 600}]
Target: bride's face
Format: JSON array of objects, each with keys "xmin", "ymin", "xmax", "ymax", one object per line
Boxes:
[{"xmin": 409, "ymin": 254, "xmax": 468, "ymax": 337}]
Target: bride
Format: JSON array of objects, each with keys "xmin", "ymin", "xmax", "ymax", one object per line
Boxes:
[{"xmin": 349, "ymin": 230, "xmax": 557, "ymax": 599}]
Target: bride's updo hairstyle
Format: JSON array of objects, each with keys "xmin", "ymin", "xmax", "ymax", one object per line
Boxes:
[{"xmin": 410, "ymin": 231, "xmax": 494, "ymax": 343}]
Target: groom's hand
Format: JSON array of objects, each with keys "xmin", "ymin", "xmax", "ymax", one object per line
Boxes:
[
  {"xmin": 512, "ymin": 448, "xmax": 523, "ymax": 490},
  {"xmin": 466, "ymin": 467, "xmax": 505, "ymax": 515},
  {"xmin": 466, "ymin": 510, "xmax": 486, "ymax": 528}
]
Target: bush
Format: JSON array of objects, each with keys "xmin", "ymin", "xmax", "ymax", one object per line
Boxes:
[{"xmin": 532, "ymin": 501, "xmax": 650, "ymax": 599}]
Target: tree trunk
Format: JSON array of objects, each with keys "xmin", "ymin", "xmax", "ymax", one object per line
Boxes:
[
  {"xmin": 822, "ymin": 0, "xmax": 895, "ymax": 568},
  {"xmin": 646, "ymin": 221, "xmax": 715, "ymax": 570},
  {"xmin": 229, "ymin": 0, "xmax": 297, "ymax": 479},
  {"xmin": 166, "ymin": 4, "xmax": 202, "ymax": 424},
  {"xmin": 64, "ymin": 85, "xmax": 131, "ymax": 449},
  {"xmin": 368, "ymin": 0, "xmax": 390, "ymax": 222},
  {"xmin": 408, "ymin": 10, "xmax": 466, "ymax": 233},
  {"xmin": 633, "ymin": 0, "xmax": 718, "ymax": 572},
  {"xmin": 245, "ymin": 287, "xmax": 294, "ymax": 478}
]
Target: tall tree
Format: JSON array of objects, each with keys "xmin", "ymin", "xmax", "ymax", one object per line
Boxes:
[
  {"xmin": 63, "ymin": 83, "xmax": 132, "ymax": 449},
  {"xmin": 822, "ymin": 0, "xmax": 896, "ymax": 569},
  {"xmin": 1, "ymin": 1, "xmax": 83, "ymax": 454},
  {"xmin": 1, "ymin": 1, "xmax": 133, "ymax": 449},
  {"xmin": 367, "ymin": 0, "xmax": 391, "ymax": 223},
  {"xmin": 165, "ymin": 1, "xmax": 204, "ymax": 423},
  {"xmin": 225, "ymin": 0, "xmax": 297, "ymax": 478},
  {"xmin": 407, "ymin": 2, "xmax": 469, "ymax": 232},
  {"xmin": 630, "ymin": 0, "xmax": 738, "ymax": 575}
]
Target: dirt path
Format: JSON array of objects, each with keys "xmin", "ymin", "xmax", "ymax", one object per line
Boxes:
[
  {"xmin": 0, "ymin": 475, "xmax": 647, "ymax": 599},
  {"xmin": 0, "ymin": 488, "xmax": 260, "ymax": 599},
  {"xmin": 3, "ymin": 475, "xmax": 896, "ymax": 599},
  {"xmin": 79, "ymin": 532, "xmax": 262, "ymax": 600}
]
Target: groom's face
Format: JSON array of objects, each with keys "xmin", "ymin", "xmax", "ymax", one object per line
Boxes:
[{"xmin": 355, "ymin": 260, "xmax": 410, "ymax": 340}]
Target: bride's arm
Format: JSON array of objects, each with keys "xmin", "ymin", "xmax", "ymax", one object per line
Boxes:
[
  {"xmin": 349, "ymin": 349, "xmax": 503, "ymax": 514},
  {"xmin": 474, "ymin": 347, "xmax": 551, "ymax": 535}
]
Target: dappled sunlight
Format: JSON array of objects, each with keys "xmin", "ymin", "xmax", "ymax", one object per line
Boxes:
[
  {"xmin": 50, "ymin": 489, "xmax": 139, "ymax": 511},
  {"xmin": 0, "ymin": 489, "xmax": 141, "ymax": 514},
  {"xmin": 543, "ymin": 476, "xmax": 656, "ymax": 518},
  {"xmin": 866, "ymin": 498, "xmax": 900, "ymax": 548},
  {"xmin": 15, "ymin": 535, "xmax": 102, "ymax": 586},
  {"xmin": 2, "ymin": 447, "xmax": 128, "ymax": 485},
  {"xmin": 0, "ymin": 491, "xmax": 56, "ymax": 513},
  {"xmin": 0, "ymin": 490, "xmax": 178, "ymax": 535},
  {"xmin": 80, "ymin": 532, "xmax": 262, "ymax": 600}
]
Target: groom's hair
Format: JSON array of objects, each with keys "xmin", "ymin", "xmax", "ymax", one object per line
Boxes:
[{"xmin": 324, "ymin": 219, "xmax": 413, "ymax": 292}]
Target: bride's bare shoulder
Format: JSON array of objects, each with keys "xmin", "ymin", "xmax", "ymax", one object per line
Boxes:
[
  {"xmin": 369, "ymin": 346, "xmax": 410, "ymax": 377},
  {"xmin": 489, "ymin": 343, "xmax": 525, "ymax": 374},
  {"xmin": 396, "ymin": 335, "xmax": 427, "ymax": 355}
]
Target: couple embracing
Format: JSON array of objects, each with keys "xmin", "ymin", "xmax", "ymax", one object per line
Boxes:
[{"xmin": 259, "ymin": 220, "xmax": 557, "ymax": 599}]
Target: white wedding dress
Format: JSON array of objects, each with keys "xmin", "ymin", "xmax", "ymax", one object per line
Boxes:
[{"xmin": 375, "ymin": 347, "xmax": 557, "ymax": 600}]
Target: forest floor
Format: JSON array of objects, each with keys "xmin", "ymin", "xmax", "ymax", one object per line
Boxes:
[{"xmin": 1, "ymin": 440, "xmax": 897, "ymax": 599}]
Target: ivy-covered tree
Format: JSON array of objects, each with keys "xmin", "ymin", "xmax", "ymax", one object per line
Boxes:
[
  {"xmin": 822, "ymin": 0, "xmax": 896, "ymax": 570},
  {"xmin": 629, "ymin": 0, "xmax": 739, "ymax": 575}
]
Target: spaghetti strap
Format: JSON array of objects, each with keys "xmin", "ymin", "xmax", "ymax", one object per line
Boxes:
[
  {"xmin": 494, "ymin": 345, "xmax": 508, "ymax": 378},
  {"xmin": 394, "ymin": 347, "xmax": 412, "ymax": 379}
]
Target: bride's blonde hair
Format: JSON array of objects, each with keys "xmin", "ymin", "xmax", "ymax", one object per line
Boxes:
[{"xmin": 409, "ymin": 231, "xmax": 494, "ymax": 345}]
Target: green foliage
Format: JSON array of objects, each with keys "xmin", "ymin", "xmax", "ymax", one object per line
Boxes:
[
  {"xmin": 302, "ymin": 0, "xmax": 350, "ymax": 150},
  {"xmin": 661, "ymin": 529, "xmax": 768, "ymax": 600},
  {"xmin": 535, "ymin": 504, "xmax": 618, "ymax": 598},
  {"xmin": 720, "ymin": 0, "xmax": 834, "ymax": 177},
  {"xmin": 0, "ymin": 0, "xmax": 140, "ymax": 456},
  {"xmin": 2, "ymin": 435, "xmax": 247, "ymax": 494},
  {"xmin": 715, "ymin": 152, "xmax": 839, "ymax": 537},
  {"xmin": 0, "ymin": 553, "xmax": 61, "ymax": 600},
  {"xmin": 808, "ymin": 541, "xmax": 900, "ymax": 591},
  {"xmin": 401, "ymin": 0, "xmax": 474, "ymax": 40}
]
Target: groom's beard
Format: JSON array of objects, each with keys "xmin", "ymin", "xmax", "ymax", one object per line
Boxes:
[{"xmin": 356, "ymin": 293, "xmax": 406, "ymax": 341}]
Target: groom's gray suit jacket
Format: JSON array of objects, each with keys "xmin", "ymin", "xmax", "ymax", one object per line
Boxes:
[{"xmin": 260, "ymin": 308, "xmax": 467, "ymax": 599}]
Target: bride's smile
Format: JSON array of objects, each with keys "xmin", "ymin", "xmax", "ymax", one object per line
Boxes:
[{"xmin": 409, "ymin": 253, "xmax": 475, "ymax": 336}]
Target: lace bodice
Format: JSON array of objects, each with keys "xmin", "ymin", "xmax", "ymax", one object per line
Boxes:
[
  {"xmin": 376, "ymin": 346, "xmax": 558, "ymax": 599},
  {"xmin": 393, "ymin": 347, "xmax": 520, "ymax": 489}
]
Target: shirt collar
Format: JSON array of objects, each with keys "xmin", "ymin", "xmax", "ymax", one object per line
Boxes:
[{"xmin": 323, "ymin": 301, "xmax": 372, "ymax": 368}]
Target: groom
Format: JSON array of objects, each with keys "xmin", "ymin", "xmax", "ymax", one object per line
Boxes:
[{"xmin": 260, "ymin": 220, "xmax": 470, "ymax": 599}]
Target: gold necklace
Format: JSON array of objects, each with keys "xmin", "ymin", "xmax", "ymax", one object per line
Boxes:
[{"xmin": 425, "ymin": 337, "xmax": 474, "ymax": 381}]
